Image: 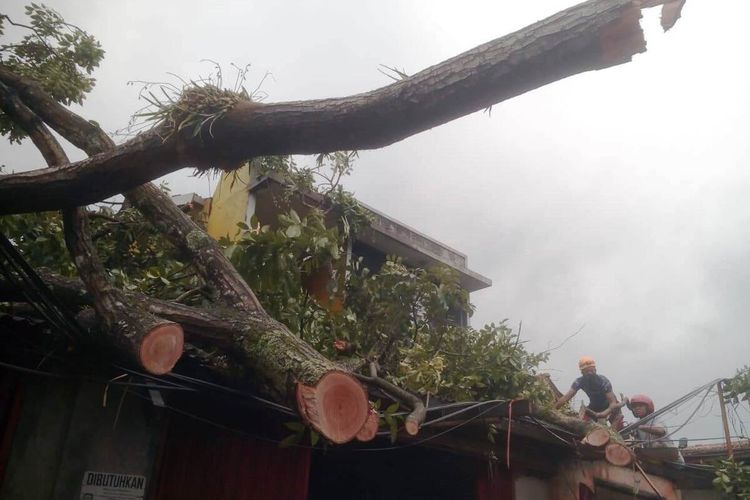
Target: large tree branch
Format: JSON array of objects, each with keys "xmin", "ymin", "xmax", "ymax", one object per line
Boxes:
[
  {"xmin": 0, "ymin": 0, "xmax": 683, "ymax": 214},
  {"xmin": 0, "ymin": 268, "xmax": 371, "ymax": 443},
  {"xmin": 0, "ymin": 67, "xmax": 264, "ymax": 313},
  {"xmin": 0, "ymin": 83, "xmax": 184, "ymax": 375}
]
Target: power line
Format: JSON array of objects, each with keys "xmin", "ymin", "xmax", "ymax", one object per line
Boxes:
[{"xmin": 620, "ymin": 378, "xmax": 722, "ymax": 436}]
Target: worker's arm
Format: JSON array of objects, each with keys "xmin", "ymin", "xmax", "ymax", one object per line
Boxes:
[
  {"xmin": 638, "ymin": 424, "xmax": 667, "ymax": 437},
  {"xmin": 555, "ymin": 388, "xmax": 577, "ymax": 409},
  {"xmin": 592, "ymin": 391, "xmax": 619, "ymax": 419}
]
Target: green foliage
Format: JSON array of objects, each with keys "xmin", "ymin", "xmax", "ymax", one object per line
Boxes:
[
  {"xmin": 725, "ymin": 367, "xmax": 750, "ymax": 405},
  {"xmin": 279, "ymin": 421, "xmax": 320, "ymax": 448},
  {"xmin": 0, "ymin": 198, "xmax": 206, "ymax": 306},
  {"xmin": 227, "ymin": 200, "xmax": 552, "ymax": 405},
  {"xmin": 0, "ymin": 210, "xmax": 75, "ymax": 275},
  {"xmin": 0, "ymin": 3, "xmax": 104, "ymax": 142},
  {"xmin": 222, "ymin": 149, "xmax": 552, "ymax": 405},
  {"xmin": 127, "ymin": 61, "xmax": 267, "ymax": 150},
  {"xmin": 713, "ymin": 459, "xmax": 750, "ymax": 499},
  {"xmin": 133, "ymin": 80, "xmax": 249, "ymax": 143},
  {"xmin": 396, "ymin": 322, "xmax": 551, "ymax": 403},
  {"xmin": 227, "ymin": 208, "xmax": 344, "ymax": 332},
  {"xmin": 380, "ymin": 401, "xmax": 402, "ymax": 443}
]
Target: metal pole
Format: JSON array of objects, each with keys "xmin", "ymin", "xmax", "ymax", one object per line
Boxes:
[{"xmin": 716, "ymin": 380, "xmax": 734, "ymax": 460}]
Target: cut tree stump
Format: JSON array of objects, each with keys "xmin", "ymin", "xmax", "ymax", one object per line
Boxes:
[
  {"xmin": 355, "ymin": 408, "xmax": 380, "ymax": 442},
  {"xmin": 139, "ymin": 322, "xmax": 184, "ymax": 375},
  {"xmin": 605, "ymin": 442, "xmax": 634, "ymax": 466},
  {"xmin": 583, "ymin": 427, "xmax": 612, "ymax": 448},
  {"xmin": 296, "ymin": 371, "xmax": 369, "ymax": 444}
]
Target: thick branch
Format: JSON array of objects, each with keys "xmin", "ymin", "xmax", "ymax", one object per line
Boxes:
[
  {"xmin": 0, "ymin": 84, "xmax": 183, "ymax": 374},
  {"xmin": 125, "ymin": 184, "xmax": 263, "ymax": 312},
  {"xmin": 355, "ymin": 369, "xmax": 426, "ymax": 436},
  {"xmin": 0, "ymin": 269, "xmax": 370, "ymax": 442},
  {"xmin": 0, "ymin": 82, "xmax": 68, "ymax": 163},
  {"xmin": 0, "ymin": 69, "xmax": 263, "ymax": 312},
  {"xmin": 0, "ymin": 0, "xmax": 676, "ymax": 213},
  {"xmin": 0, "ymin": 71, "xmax": 263, "ymax": 312},
  {"xmin": 0, "ymin": 65, "xmax": 113, "ymax": 156},
  {"xmin": 0, "ymin": 270, "xmax": 235, "ymax": 343}
]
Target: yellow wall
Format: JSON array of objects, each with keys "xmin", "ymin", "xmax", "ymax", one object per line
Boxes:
[{"xmin": 206, "ymin": 165, "xmax": 252, "ymax": 241}]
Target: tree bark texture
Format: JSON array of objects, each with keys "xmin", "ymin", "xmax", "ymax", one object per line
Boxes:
[
  {"xmin": 0, "ymin": 0, "xmax": 676, "ymax": 214},
  {"xmin": 0, "ymin": 73, "xmax": 264, "ymax": 313},
  {"xmin": 0, "ymin": 72, "xmax": 370, "ymax": 439},
  {"xmin": 0, "ymin": 269, "xmax": 370, "ymax": 442},
  {"xmin": 125, "ymin": 184, "xmax": 263, "ymax": 313},
  {"xmin": 0, "ymin": 83, "xmax": 184, "ymax": 375}
]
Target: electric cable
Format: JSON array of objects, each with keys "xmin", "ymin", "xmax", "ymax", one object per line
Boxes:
[
  {"xmin": 0, "ymin": 232, "xmax": 85, "ymax": 339},
  {"xmin": 620, "ymin": 378, "xmax": 722, "ymax": 436}
]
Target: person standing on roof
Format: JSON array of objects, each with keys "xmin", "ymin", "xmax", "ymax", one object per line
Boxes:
[
  {"xmin": 626, "ymin": 394, "xmax": 684, "ymax": 463},
  {"xmin": 554, "ymin": 356, "xmax": 624, "ymax": 431}
]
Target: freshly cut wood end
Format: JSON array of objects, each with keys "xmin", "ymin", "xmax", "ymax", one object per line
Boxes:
[
  {"xmin": 605, "ymin": 442, "xmax": 634, "ymax": 466},
  {"xmin": 405, "ymin": 416, "xmax": 420, "ymax": 436},
  {"xmin": 355, "ymin": 408, "xmax": 380, "ymax": 442},
  {"xmin": 139, "ymin": 322, "xmax": 184, "ymax": 375},
  {"xmin": 296, "ymin": 371, "xmax": 369, "ymax": 444},
  {"xmin": 583, "ymin": 427, "xmax": 611, "ymax": 448}
]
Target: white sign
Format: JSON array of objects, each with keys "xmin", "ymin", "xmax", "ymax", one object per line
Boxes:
[{"xmin": 80, "ymin": 471, "xmax": 146, "ymax": 500}]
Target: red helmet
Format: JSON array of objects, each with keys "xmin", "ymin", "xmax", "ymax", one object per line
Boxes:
[{"xmin": 629, "ymin": 394, "xmax": 654, "ymax": 414}]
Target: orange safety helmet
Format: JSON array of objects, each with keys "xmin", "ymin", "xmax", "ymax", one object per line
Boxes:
[
  {"xmin": 629, "ymin": 394, "xmax": 654, "ymax": 414},
  {"xmin": 578, "ymin": 356, "xmax": 596, "ymax": 370}
]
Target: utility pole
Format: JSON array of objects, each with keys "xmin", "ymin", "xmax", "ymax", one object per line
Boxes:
[{"xmin": 716, "ymin": 380, "xmax": 734, "ymax": 460}]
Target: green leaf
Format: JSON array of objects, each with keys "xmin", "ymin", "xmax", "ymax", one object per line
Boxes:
[
  {"xmin": 283, "ymin": 421, "xmax": 305, "ymax": 432},
  {"xmin": 285, "ymin": 225, "xmax": 301, "ymax": 238},
  {"xmin": 278, "ymin": 434, "xmax": 301, "ymax": 448}
]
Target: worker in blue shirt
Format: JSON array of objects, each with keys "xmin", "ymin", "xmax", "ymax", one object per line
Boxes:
[{"xmin": 555, "ymin": 356, "xmax": 624, "ymax": 431}]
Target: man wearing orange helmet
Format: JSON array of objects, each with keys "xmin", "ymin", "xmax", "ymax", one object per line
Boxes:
[
  {"xmin": 555, "ymin": 356, "xmax": 624, "ymax": 431},
  {"xmin": 626, "ymin": 393, "xmax": 684, "ymax": 462}
]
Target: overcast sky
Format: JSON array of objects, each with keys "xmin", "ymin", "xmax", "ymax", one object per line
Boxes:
[{"xmin": 2, "ymin": 0, "xmax": 749, "ymax": 442}]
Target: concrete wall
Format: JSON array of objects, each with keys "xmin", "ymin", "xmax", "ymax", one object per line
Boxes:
[
  {"xmin": 550, "ymin": 460, "xmax": 678, "ymax": 500},
  {"xmin": 1, "ymin": 379, "xmax": 163, "ymax": 500}
]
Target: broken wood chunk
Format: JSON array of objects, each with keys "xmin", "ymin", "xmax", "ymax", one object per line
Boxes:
[{"xmin": 355, "ymin": 408, "xmax": 380, "ymax": 442}]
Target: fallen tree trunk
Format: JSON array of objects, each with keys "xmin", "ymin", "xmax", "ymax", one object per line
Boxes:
[
  {"xmin": 0, "ymin": 270, "xmax": 371, "ymax": 442},
  {"xmin": 0, "ymin": 0, "xmax": 685, "ymax": 214}
]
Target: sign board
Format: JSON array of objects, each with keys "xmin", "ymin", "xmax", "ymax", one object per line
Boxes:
[{"xmin": 80, "ymin": 471, "xmax": 146, "ymax": 500}]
